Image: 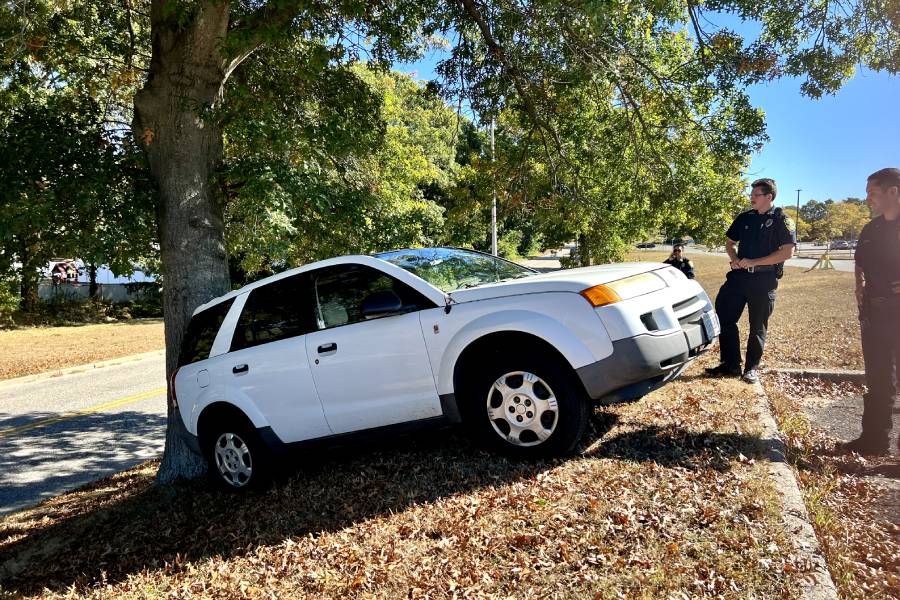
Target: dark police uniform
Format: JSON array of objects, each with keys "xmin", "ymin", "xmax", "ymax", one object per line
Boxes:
[
  {"xmin": 854, "ymin": 215, "xmax": 900, "ymax": 444},
  {"xmin": 715, "ymin": 207, "xmax": 796, "ymax": 372},
  {"xmin": 664, "ymin": 256, "xmax": 695, "ymax": 279}
]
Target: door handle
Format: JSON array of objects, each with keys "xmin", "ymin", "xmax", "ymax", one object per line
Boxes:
[
  {"xmin": 317, "ymin": 342, "xmax": 337, "ymax": 354},
  {"xmin": 232, "ymin": 364, "xmax": 249, "ymax": 374}
]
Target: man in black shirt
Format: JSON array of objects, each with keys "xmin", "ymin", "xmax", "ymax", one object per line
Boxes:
[
  {"xmin": 705, "ymin": 178, "xmax": 796, "ymax": 384},
  {"xmin": 843, "ymin": 168, "xmax": 900, "ymax": 455}
]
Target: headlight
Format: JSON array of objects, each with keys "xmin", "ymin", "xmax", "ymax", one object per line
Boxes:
[{"xmin": 580, "ymin": 272, "xmax": 666, "ymax": 307}]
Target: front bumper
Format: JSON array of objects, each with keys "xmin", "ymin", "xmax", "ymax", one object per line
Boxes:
[{"xmin": 576, "ymin": 309, "xmax": 716, "ymax": 403}]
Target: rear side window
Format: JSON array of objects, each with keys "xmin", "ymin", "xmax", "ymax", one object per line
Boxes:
[
  {"xmin": 231, "ymin": 273, "xmax": 314, "ymax": 351},
  {"xmin": 178, "ymin": 298, "xmax": 235, "ymax": 367},
  {"xmin": 311, "ymin": 264, "xmax": 435, "ymax": 330}
]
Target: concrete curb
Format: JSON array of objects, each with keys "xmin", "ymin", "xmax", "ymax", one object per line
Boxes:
[
  {"xmin": 751, "ymin": 379, "xmax": 839, "ymax": 600},
  {"xmin": 0, "ymin": 349, "xmax": 165, "ymax": 389},
  {"xmin": 774, "ymin": 368, "xmax": 866, "ymax": 385}
]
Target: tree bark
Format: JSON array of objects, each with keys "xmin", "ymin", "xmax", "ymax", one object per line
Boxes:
[
  {"xmin": 88, "ymin": 263, "xmax": 98, "ymax": 300},
  {"xmin": 133, "ymin": 1, "xmax": 233, "ymax": 483},
  {"xmin": 18, "ymin": 246, "xmax": 40, "ymax": 313}
]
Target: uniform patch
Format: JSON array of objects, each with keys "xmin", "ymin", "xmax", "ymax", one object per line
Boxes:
[{"xmin": 784, "ymin": 216, "xmax": 796, "ymax": 233}]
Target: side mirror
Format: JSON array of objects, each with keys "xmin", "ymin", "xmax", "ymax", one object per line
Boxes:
[{"xmin": 361, "ymin": 290, "xmax": 404, "ymax": 319}]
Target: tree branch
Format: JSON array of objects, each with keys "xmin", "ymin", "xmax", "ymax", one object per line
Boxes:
[{"xmin": 456, "ymin": 0, "xmax": 563, "ymax": 157}]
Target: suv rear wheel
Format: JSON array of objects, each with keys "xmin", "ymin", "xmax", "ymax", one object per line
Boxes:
[
  {"xmin": 463, "ymin": 352, "xmax": 588, "ymax": 458},
  {"xmin": 203, "ymin": 418, "xmax": 270, "ymax": 490}
]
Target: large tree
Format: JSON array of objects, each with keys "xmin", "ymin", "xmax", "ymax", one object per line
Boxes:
[{"xmin": 3, "ymin": 0, "xmax": 897, "ymax": 482}]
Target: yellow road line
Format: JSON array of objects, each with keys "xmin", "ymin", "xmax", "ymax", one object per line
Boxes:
[{"xmin": 0, "ymin": 386, "xmax": 167, "ymax": 439}]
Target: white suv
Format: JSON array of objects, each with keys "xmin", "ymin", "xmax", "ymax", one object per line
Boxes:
[{"xmin": 173, "ymin": 247, "xmax": 718, "ymax": 488}]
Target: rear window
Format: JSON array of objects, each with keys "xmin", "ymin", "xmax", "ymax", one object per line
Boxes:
[
  {"xmin": 231, "ymin": 273, "xmax": 315, "ymax": 351},
  {"xmin": 178, "ymin": 299, "xmax": 234, "ymax": 367}
]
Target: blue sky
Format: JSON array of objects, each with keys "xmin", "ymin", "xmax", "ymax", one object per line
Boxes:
[
  {"xmin": 743, "ymin": 69, "xmax": 899, "ymax": 208},
  {"xmin": 398, "ymin": 36, "xmax": 898, "ymax": 211}
]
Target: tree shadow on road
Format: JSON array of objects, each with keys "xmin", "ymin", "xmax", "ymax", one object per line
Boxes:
[{"xmin": 0, "ymin": 410, "xmax": 166, "ymax": 517}]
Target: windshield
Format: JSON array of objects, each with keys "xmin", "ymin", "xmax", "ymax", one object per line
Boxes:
[{"xmin": 375, "ymin": 247, "xmax": 536, "ymax": 292}]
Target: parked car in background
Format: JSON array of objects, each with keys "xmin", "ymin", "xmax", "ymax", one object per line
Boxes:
[
  {"xmin": 173, "ymin": 247, "xmax": 718, "ymax": 489},
  {"xmin": 829, "ymin": 240, "xmax": 851, "ymax": 250},
  {"xmin": 636, "ymin": 242, "xmax": 657, "ymax": 248}
]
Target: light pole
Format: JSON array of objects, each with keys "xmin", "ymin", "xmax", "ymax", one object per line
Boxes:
[
  {"xmin": 796, "ymin": 189, "xmax": 801, "ymax": 241},
  {"xmin": 491, "ymin": 118, "xmax": 497, "ymax": 256}
]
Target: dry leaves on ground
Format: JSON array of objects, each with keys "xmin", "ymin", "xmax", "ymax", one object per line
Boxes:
[
  {"xmin": 0, "ymin": 320, "xmax": 164, "ymax": 381},
  {"xmin": 0, "ymin": 360, "xmax": 807, "ymax": 599},
  {"xmin": 764, "ymin": 373, "xmax": 900, "ymax": 600}
]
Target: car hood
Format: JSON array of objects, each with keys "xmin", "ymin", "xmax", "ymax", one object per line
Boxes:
[{"xmin": 446, "ymin": 262, "xmax": 671, "ymax": 303}]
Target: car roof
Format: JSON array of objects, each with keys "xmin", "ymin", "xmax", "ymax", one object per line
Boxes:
[{"xmin": 191, "ymin": 252, "xmax": 453, "ymax": 317}]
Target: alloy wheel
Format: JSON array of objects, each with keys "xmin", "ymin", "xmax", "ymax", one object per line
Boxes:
[
  {"xmin": 485, "ymin": 370, "xmax": 558, "ymax": 446},
  {"xmin": 214, "ymin": 432, "xmax": 253, "ymax": 488}
]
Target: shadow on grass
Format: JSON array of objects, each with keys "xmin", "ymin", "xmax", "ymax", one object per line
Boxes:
[
  {"xmin": 0, "ymin": 412, "xmax": 761, "ymax": 596},
  {"xmin": 590, "ymin": 424, "xmax": 763, "ymax": 471}
]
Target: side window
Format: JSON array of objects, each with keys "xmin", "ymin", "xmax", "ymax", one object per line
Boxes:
[
  {"xmin": 311, "ymin": 264, "xmax": 436, "ymax": 330},
  {"xmin": 178, "ymin": 298, "xmax": 235, "ymax": 367},
  {"xmin": 231, "ymin": 273, "xmax": 315, "ymax": 352}
]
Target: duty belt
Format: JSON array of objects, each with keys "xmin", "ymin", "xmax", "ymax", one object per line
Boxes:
[{"xmin": 745, "ymin": 265, "xmax": 777, "ymax": 273}]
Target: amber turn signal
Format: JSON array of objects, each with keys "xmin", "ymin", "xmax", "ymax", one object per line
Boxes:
[{"xmin": 580, "ymin": 285, "xmax": 621, "ymax": 307}]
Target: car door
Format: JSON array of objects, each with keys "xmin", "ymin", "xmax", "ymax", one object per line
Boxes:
[
  {"xmin": 304, "ymin": 263, "xmax": 441, "ymax": 434},
  {"xmin": 225, "ymin": 273, "xmax": 332, "ymax": 443}
]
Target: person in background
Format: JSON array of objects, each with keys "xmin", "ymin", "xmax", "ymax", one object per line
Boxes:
[
  {"xmin": 664, "ymin": 244, "xmax": 695, "ymax": 279},
  {"xmin": 704, "ymin": 178, "xmax": 796, "ymax": 384},
  {"xmin": 843, "ymin": 167, "xmax": 900, "ymax": 455}
]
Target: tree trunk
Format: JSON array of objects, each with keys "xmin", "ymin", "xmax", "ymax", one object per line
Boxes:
[
  {"xmin": 18, "ymin": 246, "xmax": 40, "ymax": 313},
  {"xmin": 88, "ymin": 263, "xmax": 99, "ymax": 300},
  {"xmin": 19, "ymin": 271, "xmax": 39, "ymax": 313},
  {"xmin": 134, "ymin": 2, "xmax": 233, "ymax": 484},
  {"xmin": 577, "ymin": 233, "xmax": 594, "ymax": 266}
]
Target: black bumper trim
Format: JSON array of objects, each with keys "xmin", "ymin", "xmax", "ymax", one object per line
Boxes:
[{"xmin": 577, "ymin": 329, "xmax": 709, "ymax": 403}]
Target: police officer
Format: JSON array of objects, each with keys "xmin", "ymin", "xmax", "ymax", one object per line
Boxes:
[
  {"xmin": 705, "ymin": 178, "xmax": 796, "ymax": 384},
  {"xmin": 843, "ymin": 167, "xmax": 900, "ymax": 455},
  {"xmin": 664, "ymin": 244, "xmax": 695, "ymax": 279}
]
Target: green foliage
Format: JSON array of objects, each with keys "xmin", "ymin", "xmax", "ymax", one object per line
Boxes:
[
  {"xmin": 0, "ymin": 276, "xmax": 18, "ymax": 318},
  {"xmin": 223, "ymin": 62, "xmax": 466, "ymax": 280},
  {"xmin": 796, "ymin": 198, "xmax": 871, "ymax": 241},
  {"xmin": 0, "ymin": 94, "xmax": 157, "ymax": 308}
]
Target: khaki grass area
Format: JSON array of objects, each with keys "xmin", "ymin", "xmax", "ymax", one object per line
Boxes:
[
  {"xmin": 0, "ymin": 363, "xmax": 805, "ymax": 599},
  {"xmin": 0, "ymin": 320, "xmax": 164, "ymax": 381},
  {"xmin": 0, "ymin": 252, "xmax": 878, "ymax": 598},
  {"xmin": 628, "ymin": 251, "xmax": 862, "ymax": 370}
]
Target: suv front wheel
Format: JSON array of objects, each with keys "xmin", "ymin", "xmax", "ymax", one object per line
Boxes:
[{"xmin": 463, "ymin": 353, "xmax": 589, "ymax": 458}]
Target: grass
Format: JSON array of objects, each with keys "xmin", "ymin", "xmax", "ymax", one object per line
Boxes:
[
  {"xmin": 0, "ymin": 252, "xmax": 885, "ymax": 598},
  {"xmin": 0, "ymin": 319, "xmax": 164, "ymax": 381}
]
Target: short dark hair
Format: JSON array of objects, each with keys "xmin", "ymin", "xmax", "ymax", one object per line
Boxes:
[
  {"xmin": 867, "ymin": 168, "xmax": 900, "ymax": 191},
  {"xmin": 751, "ymin": 178, "xmax": 777, "ymax": 200},
  {"xmin": 673, "ymin": 244, "xmax": 684, "ymax": 251}
]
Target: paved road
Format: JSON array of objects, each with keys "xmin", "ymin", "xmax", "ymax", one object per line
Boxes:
[
  {"xmin": 522, "ymin": 246, "xmax": 856, "ymax": 274},
  {"xmin": 0, "ymin": 352, "xmax": 166, "ymax": 516}
]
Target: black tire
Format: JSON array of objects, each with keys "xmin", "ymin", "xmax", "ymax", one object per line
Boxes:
[
  {"xmin": 460, "ymin": 351, "xmax": 589, "ymax": 458},
  {"xmin": 203, "ymin": 417, "xmax": 271, "ymax": 491}
]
